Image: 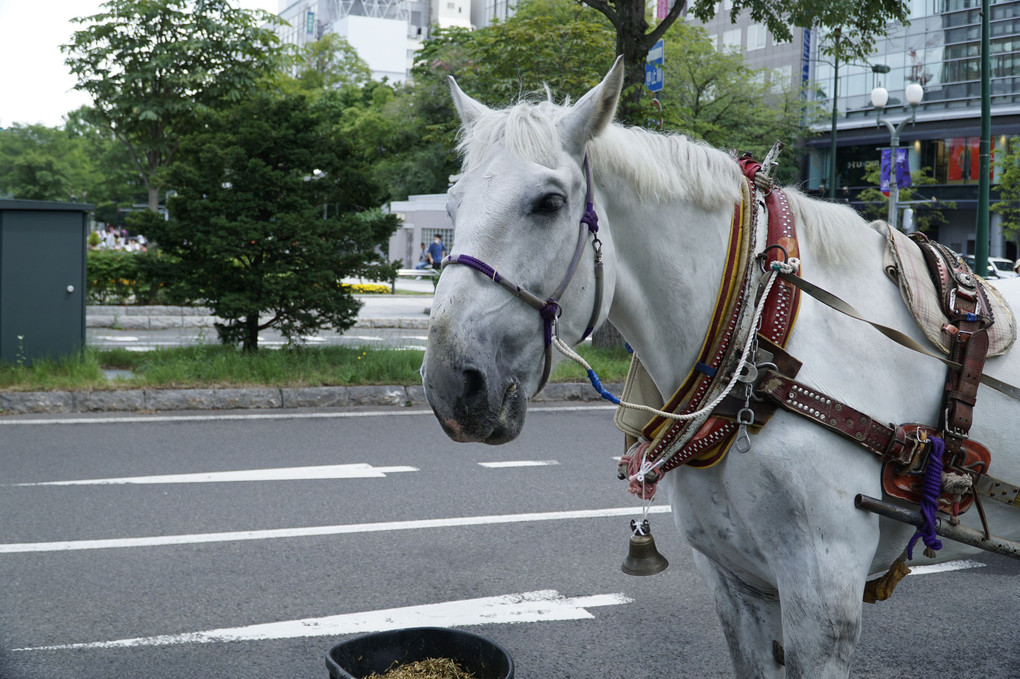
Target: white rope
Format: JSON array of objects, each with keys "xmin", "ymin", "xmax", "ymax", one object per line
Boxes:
[{"xmin": 553, "ymin": 258, "xmax": 800, "ymax": 422}]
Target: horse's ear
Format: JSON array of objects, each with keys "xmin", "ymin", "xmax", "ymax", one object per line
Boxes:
[
  {"xmin": 560, "ymin": 55, "xmax": 624, "ymax": 154},
  {"xmin": 448, "ymin": 76, "xmax": 490, "ymax": 128}
]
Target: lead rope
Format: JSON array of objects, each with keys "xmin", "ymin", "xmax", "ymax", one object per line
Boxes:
[{"xmin": 552, "ymin": 258, "xmax": 801, "ymax": 424}]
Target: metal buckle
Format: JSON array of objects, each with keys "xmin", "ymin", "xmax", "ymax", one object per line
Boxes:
[{"xmin": 885, "ymin": 427, "xmax": 927, "ymax": 468}]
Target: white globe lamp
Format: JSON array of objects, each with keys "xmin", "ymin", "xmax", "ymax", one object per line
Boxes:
[
  {"xmin": 870, "ymin": 87, "xmax": 889, "ymax": 109},
  {"xmin": 905, "ymin": 82, "xmax": 924, "ymax": 107}
]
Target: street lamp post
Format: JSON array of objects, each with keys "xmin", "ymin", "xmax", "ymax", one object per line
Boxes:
[{"xmin": 870, "ymin": 83, "xmax": 924, "ymax": 231}]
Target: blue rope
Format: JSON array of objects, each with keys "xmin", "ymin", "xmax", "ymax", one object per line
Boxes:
[
  {"xmin": 907, "ymin": 435, "xmax": 945, "ymax": 560},
  {"xmin": 586, "ymin": 368, "xmax": 620, "ymax": 404}
]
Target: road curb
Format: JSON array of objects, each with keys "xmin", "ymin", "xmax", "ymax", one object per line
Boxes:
[{"xmin": 0, "ymin": 382, "xmax": 623, "ymax": 415}]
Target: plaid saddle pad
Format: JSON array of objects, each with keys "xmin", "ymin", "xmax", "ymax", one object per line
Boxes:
[{"xmin": 879, "ymin": 221, "xmax": 1016, "ymax": 357}]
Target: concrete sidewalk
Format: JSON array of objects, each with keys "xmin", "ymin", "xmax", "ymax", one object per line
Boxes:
[
  {"xmin": 87, "ymin": 281, "xmax": 435, "ymax": 331},
  {"xmin": 86, "ymin": 280, "xmax": 435, "ymax": 351}
]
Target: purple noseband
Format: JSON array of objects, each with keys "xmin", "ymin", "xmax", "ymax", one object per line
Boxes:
[{"xmin": 441, "ymin": 154, "xmax": 605, "ymax": 391}]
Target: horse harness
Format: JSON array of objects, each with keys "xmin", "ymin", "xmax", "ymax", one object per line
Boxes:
[{"xmin": 618, "ymin": 152, "xmax": 1020, "ymax": 538}]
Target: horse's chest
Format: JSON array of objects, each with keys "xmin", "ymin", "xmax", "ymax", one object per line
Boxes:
[{"xmin": 669, "ymin": 472, "xmax": 779, "ymax": 581}]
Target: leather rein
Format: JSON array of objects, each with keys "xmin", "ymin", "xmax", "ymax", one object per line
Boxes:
[{"xmin": 441, "ymin": 154, "xmax": 605, "ymax": 391}]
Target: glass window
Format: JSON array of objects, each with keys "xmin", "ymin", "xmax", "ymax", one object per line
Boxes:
[
  {"xmin": 721, "ymin": 28, "xmax": 742, "ymax": 49},
  {"xmin": 946, "ymin": 138, "xmax": 980, "ymax": 183},
  {"xmin": 747, "ymin": 24, "xmax": 767, "ymax": 50},
  {"xmin": 771, "ymin": 65, "xmax": 792, "ymax": 91}
]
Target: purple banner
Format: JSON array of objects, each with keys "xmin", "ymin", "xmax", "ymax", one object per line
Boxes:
[
  {"xmin": 880, "ymin": 148, "xmax": 891, "ymax": 196},
  {"xmin": 895, "ymin": 147, "xmax": 912, "ymax": 189}
]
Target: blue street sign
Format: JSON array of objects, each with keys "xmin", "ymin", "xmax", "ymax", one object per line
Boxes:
[{"xmin": 645, "ymin": 39, "xmax": 664, "ymax": 93}]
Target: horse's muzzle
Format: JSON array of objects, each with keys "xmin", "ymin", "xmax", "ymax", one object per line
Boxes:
[{"xmin": 422, "ymin": 356, "xmax": 527, "ymax": 444}]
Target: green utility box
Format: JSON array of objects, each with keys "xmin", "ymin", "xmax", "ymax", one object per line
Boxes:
[{"xmin": 0, "ymin": 200, "xmax": 91, "ymax": 365}]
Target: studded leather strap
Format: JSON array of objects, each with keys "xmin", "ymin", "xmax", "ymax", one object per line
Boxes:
[{"xmin": 754, "ymin": 369, "xmax": 924, "ymax": 465}]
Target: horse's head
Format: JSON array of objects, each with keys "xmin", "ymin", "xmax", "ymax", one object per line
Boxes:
[{"xmin": 421, "ymin": 58, "xmax": 624, "ymax": 444}]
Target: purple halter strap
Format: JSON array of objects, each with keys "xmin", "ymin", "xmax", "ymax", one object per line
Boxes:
[{"xmin": 441, "ymin": 154, "xmax": 604, "ymax": 390}]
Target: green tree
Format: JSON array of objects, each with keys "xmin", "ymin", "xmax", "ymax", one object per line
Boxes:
[
  {"xmin": 64, "ymin": 107, "xmax": 148, "ymax": 222},
  {"xmin": 462, "ymin": 0, "xmax": 616, "ymax": 102},
  {"xmin": 63, "ymin": 0, "xmax": 285, "ymax": 212},
  {"xmin": 394, "ymin": 0, "xmax": 617, "ymax": 198},
  {"xmin": 292, "ymin": 34, "xmax": 372, "ymax": 92},
  {"xmin": 0, "ymin": 124, "xmax": 82, "ymax": 200},
  {"xmin": 857, "ymin": 161, "xmax": 953, "ymax": 233},
  {"xmin": 141, "ymin": 93, "xmax": 399, "ymax": 352},
  {"xmin": 0, "ymin": 112, "xmax": 146, "ymax": 213},
  {"xmin": 656, "ymin": 24, "xmax": 821, "ymax": 181},
  {"xmin": 992, "ymin": 137, "xmax": 1020, "ymax": 248},
  {"xmin": 580, "ymin": 0, "xmax": 909, "ymax": 123}
]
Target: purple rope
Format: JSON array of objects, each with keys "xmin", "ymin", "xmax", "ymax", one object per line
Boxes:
[
  {"xmin": 581, "ymin": 202, "xmax": 599, "ymax": 233},
  {"xmin": 445, "ymin": 254, "xmax": 499, "ymax": 282},
  {"xmin": 907, "ymin": 435, "xmax": 944, "ymax": 559}
]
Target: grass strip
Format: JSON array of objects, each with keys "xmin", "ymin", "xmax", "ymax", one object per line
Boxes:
[{"xmin": 0, "ymin": 343, "xmax": 632, "ymax": 393}]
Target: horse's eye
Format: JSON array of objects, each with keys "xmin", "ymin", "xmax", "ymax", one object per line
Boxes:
[{"xmin": 534, "ymin": 194, "xmax": 566, "ymax": 214}]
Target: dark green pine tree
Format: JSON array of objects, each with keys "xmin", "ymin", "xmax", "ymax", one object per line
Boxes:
[{"xmin": 144, "ymin": 93, "xmax": 398, "ymax": 352}]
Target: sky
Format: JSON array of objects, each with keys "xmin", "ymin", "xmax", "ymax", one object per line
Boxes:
[{"xmin": 0, "ymin": 0, "xmax": 280, "ymax": 128}]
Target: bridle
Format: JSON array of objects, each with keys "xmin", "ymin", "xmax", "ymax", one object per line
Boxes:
[{"xmin": 440, "ymin": 154, "xmax": 605, "ymax": 391}]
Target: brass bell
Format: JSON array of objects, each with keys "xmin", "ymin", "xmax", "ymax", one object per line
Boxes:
[{"xmin": 621, "ymin": 519, "xmax": 669, "ymax": 576}]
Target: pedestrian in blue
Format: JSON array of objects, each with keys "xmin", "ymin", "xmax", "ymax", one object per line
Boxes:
[{"xmin": 426, "ymin": 235, "xmax": 446, "ymax": 270}]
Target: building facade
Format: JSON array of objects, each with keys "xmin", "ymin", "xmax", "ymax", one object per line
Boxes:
[
  {"xmin": 275, "ymin": 0, "xmax": 479, "ymax": 84},
  {"xmin": 688, "ymin": 0, "xmax": 1020, "ymax": 258},
  {"xmin": 805, "ymin": 0, "xmax": 1020, "ymax": 258},
  {"xmin": 683, "ymin": 1, "xmax": 811, "ymax": 95},
  {"xmin": 385, "ymin": 193, "xmax": 455, "ymax": 267}
]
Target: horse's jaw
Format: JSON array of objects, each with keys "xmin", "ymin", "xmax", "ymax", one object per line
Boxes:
[{"xmin": 421, "ymin": 319, "xmax": 533, "ymax": 445}]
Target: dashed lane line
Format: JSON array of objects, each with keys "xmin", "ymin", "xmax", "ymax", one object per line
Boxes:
[
  {"xmin": 14, "ymin": 589, "xmax": 633, "ymax": 651},
  {"xmin": 12, "ymin": 463, "xmax": 418, "ymax": 486},
  {"xmin": 0, "ymin": 506, "xmax": 674, "ymax": 553}
]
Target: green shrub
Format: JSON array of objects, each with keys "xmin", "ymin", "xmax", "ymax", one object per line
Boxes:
[{"xmin": 87, "ymin": 249, "xmax": 179, "ymax": 305}]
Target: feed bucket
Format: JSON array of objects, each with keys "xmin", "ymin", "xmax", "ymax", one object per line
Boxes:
[{"xmin": 326, "ymin": 627, "xmax": 513, "ymax": 679}]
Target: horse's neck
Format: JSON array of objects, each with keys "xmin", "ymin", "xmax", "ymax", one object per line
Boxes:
[{"xmin": 601, "ymin": 182, "xmax": 735, "ymax": 400}]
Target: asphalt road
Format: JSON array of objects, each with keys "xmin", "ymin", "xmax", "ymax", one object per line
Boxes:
[{"xmin": 0, "ymin": 405, "xmax": 1017, "ymax": 679}]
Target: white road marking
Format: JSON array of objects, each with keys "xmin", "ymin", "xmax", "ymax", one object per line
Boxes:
[
  {"xmin": 478, "ymin": 460, "xmax": 560, "ymax": 468},
  {"xmin": 15, "ymin": 589, "xmax": 633, "ymax": 651},
  {"xmin": 0, "ymin": 506, "xmax": 673, "ymax": 553},
  {"xmin": 0, "ymin": 404, "xmax": 615, "ymax": 426},
  {"xmin": 13, "ymin": 463, "xmax": 417, "ymax": 486},
  {"xmin": 909, "ymin": 559, "xmax": 987, "ymax": 575},
  {"xmin": 92, "ymin": 336, "xmax": 139, "ymax": 342}
]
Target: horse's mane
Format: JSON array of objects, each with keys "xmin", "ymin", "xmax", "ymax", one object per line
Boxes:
[
  {"xmin": 457, "ymin": 99, "xmax": 742, "ymax": 212},
  {"xmin": 457, "ymin": 98, "xmax": 864, "ymax": 266}
]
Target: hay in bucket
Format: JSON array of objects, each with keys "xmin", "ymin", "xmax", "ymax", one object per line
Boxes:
[{"xmin": 364, "ymin": 657, "xmax": 478, "ymax": 679}]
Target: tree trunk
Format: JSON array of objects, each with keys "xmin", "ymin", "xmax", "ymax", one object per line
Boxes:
[
  {"xmin": 614, "ymin": 0, "xmax": 652, "ymax": 125},
  {"xmin": 243, "ymin": 315, "xmax": 259, "ymax": 353},
  {"xmin": 147, "ymin": 185, "xmax": 160, "ymax": 213},
  {"xmin": 592, "ymin": 322, "xmax": 626, "ymax": 349}
]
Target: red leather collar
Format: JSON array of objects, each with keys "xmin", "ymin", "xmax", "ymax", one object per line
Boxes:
[{"xmin": 640, "ymin": 160, "xmax": 802, "ymax": 474}]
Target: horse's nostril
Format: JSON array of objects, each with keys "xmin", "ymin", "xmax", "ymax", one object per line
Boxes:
[{"xmin": 462, "ymin": 367, "xmax": 486, "ymax": 403}]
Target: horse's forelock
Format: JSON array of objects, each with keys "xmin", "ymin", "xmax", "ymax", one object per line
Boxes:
[{"xmin": 457, "ymin": 100, "xmax": 567, "ymax": 171}]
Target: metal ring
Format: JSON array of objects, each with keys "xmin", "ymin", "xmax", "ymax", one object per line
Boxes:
[{"xmin": 758, "ymin": 244, "xmax": 789, "ymax": 273}]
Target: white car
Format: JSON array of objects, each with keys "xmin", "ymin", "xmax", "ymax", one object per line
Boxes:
[
  {"xmin": 961, "ymin": 254, "xmax": 1019, "ymax": 279},
  {"xmin": 989, "ymin": 257, "xmax": 1019, "ymax": 278}
]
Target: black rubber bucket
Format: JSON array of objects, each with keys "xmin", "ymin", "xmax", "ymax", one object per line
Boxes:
[{"xmin": 326, "ymin": 627, "xmax": 513, "ymax": 679}]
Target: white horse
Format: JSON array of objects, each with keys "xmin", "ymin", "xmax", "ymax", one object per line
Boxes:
[{"xmin": 421, "ymin": 59, "xmax": 1020, "ymax": 677}]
